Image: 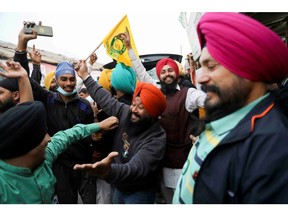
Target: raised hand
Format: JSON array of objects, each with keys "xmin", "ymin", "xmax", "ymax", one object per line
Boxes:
[
  {"xmin": 17, "ymin": 21, "xmax": 41, "ymax": 52},
  {"xmin": 118, "ymin": 26, "xmax": 132, "ymax": 49},
  {"xmin": 28, "ymin": 44, "xmax": 42, "ymax": 64},
  {"xmin": 0, "ymin": 60, "xmax": 33, "ymax": 103},
  {"xmin": 74, "ymin": 60, "xmax": 89, "ymax": 80},
  {"xmin": 0, "ymin": 60, "xmax": 28, "ymax": 79}
]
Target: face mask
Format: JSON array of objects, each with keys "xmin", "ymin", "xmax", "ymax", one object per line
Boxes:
[{"xmin": 56, "ymin": 86, "xmax": 77, "ymax": 96}]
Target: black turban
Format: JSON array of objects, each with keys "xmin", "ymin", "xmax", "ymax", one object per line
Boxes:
[
  {"xmin": 0, "ymin": 78, "xmax": 19, "ymax": 91},
  {"xmin": 0, "ymin": 101, "xmax": 47, "ymax": 159}
]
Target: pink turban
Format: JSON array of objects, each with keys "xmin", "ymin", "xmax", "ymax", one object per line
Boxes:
[
  {"xmin": 133, "ymin": 82, "xmax": 166, "ymax": 118},
  {"xmin": 197, "ymin": 12, "xmax": 288, "ymax": 83},
  {"xmin": 156, "ymin": 58, "xmax": 179, "ymax": 79}
]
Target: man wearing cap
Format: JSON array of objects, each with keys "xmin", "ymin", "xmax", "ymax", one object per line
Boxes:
[
  {"xmin": 13, "ymin": 23, "xmax": 98, "ymax": 204},
  {"xmin": 73, "ymin": 60, "xmax": 167, "ymax": 204},
  {"xmin": 119, "ymin": 28, "xmax": 206, "ymax": 203},
  {"xmin": 173, "ymin": 12, "xmax": 288, "ymax": 204}
]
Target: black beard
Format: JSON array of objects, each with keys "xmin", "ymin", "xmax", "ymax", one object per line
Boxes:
[
  {"xmin": 203, "ymin": 82, "xmax": 252, "ymax": 123},
  {"xmin": 111, "ymin": 85, "xmax": 117, "ymax": 97},
  {"xmin": 0, "ymin": 99, "xmax": 16, "ymax": 113},
  {"xmin": 123, "ymin": 112, "xmax": 154, "ymax": 136},
  {"xmin": 160, "ymin": 78, "xmax": 178, "ymax": 95}
]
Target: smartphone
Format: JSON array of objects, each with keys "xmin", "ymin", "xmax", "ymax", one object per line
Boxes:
[{"xmin": 24, "ymin": 24, "xmax": 53, "ymax": 37}]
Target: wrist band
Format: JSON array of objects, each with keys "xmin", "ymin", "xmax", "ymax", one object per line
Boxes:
[{"xmin": 14, "ymin": 48, "xmax": 27, "ymax": 54}]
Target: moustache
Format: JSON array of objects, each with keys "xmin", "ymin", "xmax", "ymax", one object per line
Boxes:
[
  {"xmin": 163, "ymin": 75, "xmax": 175, "ymax": 80},
  {"xmin": 201, "ymin": 84, "xmax": 220, "ymax": 95},
  {"xmin": 132, "ymin": 112, "xmax": 141, "ymax": 118}
]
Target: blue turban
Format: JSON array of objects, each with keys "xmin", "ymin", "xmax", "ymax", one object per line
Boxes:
[
  {"xmin": 111, "ymin": 63, "xmax": 136, "ymax": 94},
  {"xmin": 55, "ymin": 62, "xmax": 75, "ymax": 78}
]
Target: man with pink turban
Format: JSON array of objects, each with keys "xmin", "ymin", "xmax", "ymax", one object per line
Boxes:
[
  {"xmin": 73, "ymin": 60, "xmax": 167, "ymax": 204},
  {"xmin": 119, "ymin": 27, "xmax": 206, "ymax": 204},
  {"xmin": 173, "ymin": 12, "xmax": 288, "ymax": 204}
]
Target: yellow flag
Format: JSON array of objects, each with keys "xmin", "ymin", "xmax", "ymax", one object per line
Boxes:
[{"xmin": 102, "ymin": 15, "xmax": 139, "ymax": 67}]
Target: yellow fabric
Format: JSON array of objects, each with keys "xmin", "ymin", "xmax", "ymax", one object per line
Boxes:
[
  {"xmin": 98, "ymin": 69, "xmax": 113, "ymax": 93},
  {"xmin": 102, "ymin": 15, "xmax": 139, "ymax": 67},
  {"xmin": 175, "ymin": 60, "xmax": 185, "ymax": 77},
  {"xmin": 44, "ymin": 71, "xmax": 55, "ymax": 90}
]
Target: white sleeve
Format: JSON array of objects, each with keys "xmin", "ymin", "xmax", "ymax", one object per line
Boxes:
[
  {"xmin": 76, "ymin": 62, "xmax": 92, "ymax": 92},
  {"xmin": 128, "ymin": 49, "xmax": 160, "ymax": 88},
  {"xmin": 185, "ymin": 88, "xmax": 207, "ymax": 112}
]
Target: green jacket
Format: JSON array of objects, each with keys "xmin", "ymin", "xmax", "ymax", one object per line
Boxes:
[{"xmin": 0, "ymin": 123, "xmax": 100, "ymax": 204}]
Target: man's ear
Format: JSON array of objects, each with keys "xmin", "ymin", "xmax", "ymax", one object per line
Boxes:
[{"xmin": 13, "ymin": 91, "xmax": 20, "ymax": 101}]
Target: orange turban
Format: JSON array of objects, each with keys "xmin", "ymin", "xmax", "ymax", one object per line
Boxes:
[
  {"xmin": 98, "ymin": 69, "xmax": 112, "ymax": 93},
  {"xmin": 133, "ymin": 82, "xmax": 166, "ymax": 118},
  {"xmin": 156, "ymin": 58, "xmax": 179, "ymax": 79}
]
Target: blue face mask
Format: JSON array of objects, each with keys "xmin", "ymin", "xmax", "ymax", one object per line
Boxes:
[{"xmin": 56, "ymin": 86, "xmax": 77, "ymax": 96}]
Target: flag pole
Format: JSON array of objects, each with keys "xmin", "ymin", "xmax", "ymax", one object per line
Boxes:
[{"xmin": 85, "ymin": 42, "xmax": 103, "ymax": 61}]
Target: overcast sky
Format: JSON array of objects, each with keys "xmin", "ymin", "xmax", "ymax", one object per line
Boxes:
[
  {"xmin": 1, "ymin": 0, "xmax": 284, "ymax": 66},
  {"xmin": 0, "ymin": 12, "xmax": 193, "ymax": 64}
]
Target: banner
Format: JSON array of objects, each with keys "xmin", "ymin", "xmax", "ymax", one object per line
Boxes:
[
  {"xmin": 186, "ymin": 12, "xmax": 204, "ymax": 60},
  {"xmin": 102, "ymin": 15, "xmax": 139, "ymax": 67},
  {"xmin": 178, "ymin": 12, "xmax": 188, "ymax": 29}
]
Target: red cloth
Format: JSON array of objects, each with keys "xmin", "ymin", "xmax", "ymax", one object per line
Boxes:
[
  {"xmin": 155, "ymin": 58, "xmax": 179, "ymax": 79},
  {"xmin": 197, "ymin": 12, "xmax": 288, "ymax": 83},
  {"xmin": 133, "ymin": 82, "xmax": 166, "ymax": 118}
]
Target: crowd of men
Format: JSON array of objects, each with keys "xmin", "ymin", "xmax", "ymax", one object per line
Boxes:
[{"xmin": 1, "ymin": 12, "xmax": 288, "ymax": 204}]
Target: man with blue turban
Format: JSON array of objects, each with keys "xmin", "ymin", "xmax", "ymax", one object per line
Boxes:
[{"xmin": 110, "ymin": 62, "xmax": 137, "ymax": 104}]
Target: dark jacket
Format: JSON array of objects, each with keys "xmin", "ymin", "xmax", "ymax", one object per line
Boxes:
[
  {"xmin": 14, "ymin": 52, "xmax": 95, "ymax": 166},
  {"xmin": 31, "ymin": 83, "xmax": 95, "ymax": 165},
  {"xmin": 194, "ymin": 94, "xmax": 288, "ymax": 204},
  {"xmin": 84, "ymin": 76, "xmax": 166, "ymax": 193},
  {"xmin": 92, "ymin": 93, "xmax": 133, "ymax": 161}
]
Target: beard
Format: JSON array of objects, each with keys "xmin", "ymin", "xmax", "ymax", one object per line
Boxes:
[
  {"xmin": 0, "ymin": 98, "xmax": 16, "ymax": 113},
  {"xmin": 160, "ymin": 76, "xmax": 178, "ymax": 95},
  {"xmin": 202, "ymin": 79, "xmax": 253, "ymax": 123},
  {"xmin": 123, "ymin": 111, "xmax": 155, "ymax": 136},
  {"xmin": 110, "ymin": 85, "xmax": 117, "ymax": 97}
]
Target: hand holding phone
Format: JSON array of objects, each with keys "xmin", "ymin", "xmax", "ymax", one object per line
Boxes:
[{"xmin": 24, "ymin": 22, "xmax": 53, "ymax": 37}]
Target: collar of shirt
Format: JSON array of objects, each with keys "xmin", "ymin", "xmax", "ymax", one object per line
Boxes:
[
  {"xmin": 209, "ymin": 93, "xmax": 270, "ymax": 137},
  {"xmin": 0, "ymin": 160, "xmax": 32, "ymax": 176}
]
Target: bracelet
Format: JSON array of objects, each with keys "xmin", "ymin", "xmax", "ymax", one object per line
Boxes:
[{"xmin": 14, "ymin": 48, "xmax": 27, "ymax": 54}]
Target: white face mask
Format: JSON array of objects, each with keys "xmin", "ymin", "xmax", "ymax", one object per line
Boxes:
[{"xmin": 56, "ymin": 86, "xmax": 77, "ymax": 96}]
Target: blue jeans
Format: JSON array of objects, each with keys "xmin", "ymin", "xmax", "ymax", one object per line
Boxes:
[{"xmin": 112, "ymin": 188, "xmax": 156, "ymax": 204}]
